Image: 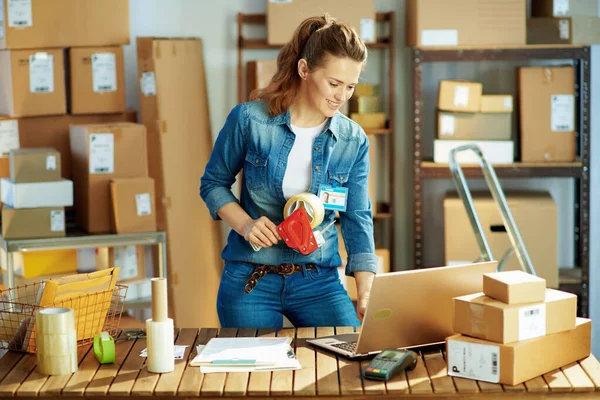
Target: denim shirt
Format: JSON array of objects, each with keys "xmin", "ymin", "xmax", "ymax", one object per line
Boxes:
[{"xmin": 200, "ymin": 101, "xmax": 378, "ymax": 277}]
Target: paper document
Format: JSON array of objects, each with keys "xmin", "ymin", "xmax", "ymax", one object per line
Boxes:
[{"xmin": 140, "ymin": 345, "xmax": 188, "ymax": 360}]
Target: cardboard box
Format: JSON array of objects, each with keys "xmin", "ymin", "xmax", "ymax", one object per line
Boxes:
[
  {"xmin": 246, "ymin": 60, "xmax": 277, "ymax": 100},
  {"xmin": 483, "ymin": 270, "xmax": 546, "ymax": 304},
  {"xmin": 0, "ymin": 112, "xmax": 137, "ymax": 180},
  {"xmin": 9, "ymin": 148, "xmax": 61, "ymax": 182},
  {"xmin": 350, "ymin": 96, "xmax": 380, "ymax": 114},
  {"xmin": 354, "ymin": 83, "xmax": 379, "ymax": 97},
  {"xmin": 350, "ymin": 112, "xmax": 386, "ymax": 129},
  {"xmin": 453, "ymin": 289, "xmax": 576, "ymax": 344},
  {"xmin": 68, "ymin": 46, "xmax": 126, "ymax": 114},
  {"xmin": 480, "ymin": 95, "xmax": 514, "ymax": 113},
  {"xmin": 0, "ymin": 49, "xmax": 66, "ymax": 117},
  {"xmin": 438, "ymin": 81, "xmax": 483, "ymax": 113},
  {"xmin": 0, "ymin": 248, "xmax": 77, "ymax": 278},
  {"xmin": 406, "ymin": 0, "xmax": 526, "ymax": 47},
  {"xmin": 266, "ymin": 0, "xmax": 376, "ymax": 45},
  {"xmin": 531, "ymin": 0, "xmax": 598, "ymax": 17},
  {"xmin": 110, "ymin": 177, "xmax": 157, "ymax": 234},
  {"xmin": 1, "ymin": 205, "xmax": 65, "ymax": 239},
  {"xmin": 518, "ymin": 66, "xmax": 575, "ymax": 162},
  {"xmin": 434, "ymin": 140, "xmax": 514, "ymax": 164},
  {"xmin": 447, "ymin": 318, "xmax": 591, "ymax": 385},
  {"xmin": 69, "ymin": 123, "xmax": 148, "ymax": 233},
  {"xmin": 527, "ymin": 17, "xmax": 600, "ymax": 45},
  {"xmin": 0, "ymin": 0, "xmax": 129, "ymax": 50},
  {"xmin": 437, "ymin": 112, "xmax": 511, "ymax": 140},
  {"xmin": 444, "ymin": 191, "xmax": 559, "ymax": 288},
  {"xmin": 1, "ymin": 178, "xmax": 73, "ymax": 208}
]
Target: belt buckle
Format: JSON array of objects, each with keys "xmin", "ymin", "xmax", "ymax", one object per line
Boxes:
[{"xmin": 282, "ymin": 264, "xmax": 296, "ymax": 275}]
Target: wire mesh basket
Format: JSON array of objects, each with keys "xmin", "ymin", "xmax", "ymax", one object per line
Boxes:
[{"xmin": 0, "ymin": 281, "xmax": 127, "ymax": 353}]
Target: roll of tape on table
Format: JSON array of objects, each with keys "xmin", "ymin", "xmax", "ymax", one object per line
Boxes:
[
  {"xmin": 284, "ymin": 192, "xmax": 325, "ymax": 229},
  {"xmin": 94, "ymin": 332, "xmax": 116, "ymax": 364},
  {"xmin": 35, "ymin": 308, "xmax": 78, "ymax": 375}
]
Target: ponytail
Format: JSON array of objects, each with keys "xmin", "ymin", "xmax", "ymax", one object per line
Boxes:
[{"xmin": 253, "ymin": 14, "xmax": 367, "ymax": 117}]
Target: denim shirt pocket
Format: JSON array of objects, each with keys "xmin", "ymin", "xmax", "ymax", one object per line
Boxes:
[
  {"xmin": 327, "ymin": 169, "xmax": 350, "ymax": 187},
  {"xmin": 244, "ymin": 151, "xmax": 269, "ymax": 191}
]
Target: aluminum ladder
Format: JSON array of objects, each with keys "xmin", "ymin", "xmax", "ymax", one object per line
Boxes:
[{"xmin": 447, "ymin": 144, "xmax": 537, "ymax": 275}]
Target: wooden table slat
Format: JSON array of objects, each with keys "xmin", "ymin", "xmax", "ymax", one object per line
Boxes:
[
  {"xmin": 562, "ymin": 361, "xmax": 596, "ymax": 392},
  {"xmin": 423, "ymin": 350, "xmax": 456, "ymax": 394},
  {"xmin": 477, "ymin": 380, "xmax": 504, "ymax": 393},
  {"xmin": 223, "ymin": 328, "xmax": 255, "ymax": 397},
  {"xmin": 0, "ymin": 354, "xmax": 37, "ymax": 396},
  {"xmin": 200, "ymin": 328, "xmax": 237, "ymax": 396},
  {"xmin": 335, "ymin": 326, "xmax": 364, "ymax": 396},
  {"xmin": 502, "ymin": 382, "xmax": 526, "ymax": 392},
  {"xmin": 270, "ymin": 327, "xmax": 295, "ymax": 396},
  {"xmin": 38, "ymin": 344, "xmax": 92, "ymax": 396},
  {"xmin": 0, "ymin": 351, "xmax": 24, "ymax": 386},
  {"xmin": 293, "ymin": 327, "xmax": 316, "ymax": 396},
  {"xmin": 60, "ymin": 344, "xmax": 104, "ymax": 396},
  {"xmin": 523, "ymin": 376, "xmax": 550, "ymax": 393},
  {"xmin": 544, "ymin": 368, "xmax": 574, "ymax": 392},
  {"xmin": 107, "ymin": 338, "xmax": 147, "ymax": 396},
  {"xmin": 177, "ymin": 328, "xmax": 218, "ymax": 396},
  {"xmin": 579, "ymin": 354, "xmax": 600, "ymax": 390},
  {"xmin": 315, "ymin": 327, "xmax": 340, "ymax": 396},
  {"xmin": 406, "ymin": 352, "xmax": 433, "ymax": 394},
  {"xmin": 153, "ymin": 328, "xmax": 198, "ymax": 396},
  {"xmin": 247, "ymin": 328, "xmax": 276, "ymax": 396},
  {"xmin": 83, "ymin": 336, "xmax": 136, "ymax": 396}
]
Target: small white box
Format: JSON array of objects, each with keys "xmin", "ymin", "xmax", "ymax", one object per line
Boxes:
[
  {"xmin": 1, "ymin": 178, "xmax": 74, "ymax": 208},
  {"xmin": 433, "ymin": 140, "xmax": 514, "ymax": 164}
]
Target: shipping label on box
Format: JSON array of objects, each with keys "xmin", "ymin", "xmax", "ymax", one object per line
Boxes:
[{"xmin": 0, "ymin": 120, "xmax": 20, "ymax": 155}]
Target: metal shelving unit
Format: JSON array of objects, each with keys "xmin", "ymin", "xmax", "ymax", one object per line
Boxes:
[
  {"xmin": 237, "ymin": 11, "xmax": 397, "ymax": 263},
  {"xmin": 411, "ymin": 45, "xmax": 591, "ymax": 317},
  {"xmin": 0, "ymin": 230, "xmax": 168, "ymax": 301}
]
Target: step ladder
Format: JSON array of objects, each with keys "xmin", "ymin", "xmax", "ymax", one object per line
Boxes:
[{"xmin": 447, "ymin": 144, "xmax": 537, "ymax": 275}]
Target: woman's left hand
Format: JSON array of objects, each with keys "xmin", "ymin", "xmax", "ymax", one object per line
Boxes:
[{"xmin": 354, "ymin": 271, "xmax": 375, "ymax": 322}]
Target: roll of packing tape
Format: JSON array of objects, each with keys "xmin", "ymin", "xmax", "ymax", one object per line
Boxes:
[
  {"xmin": 36, "ymin": 308, "xmax": 76, "ymax": 335},
  {"xmin": 37, "ymin": 353, "xmax": 78, "ymax": 376},
  {"xmin": 37, "ymin": 330, "xmax": 77, "ymax": 356},
  {"xmin": 35, "ymin": 308, "xmax": 78, "ymax": 375},
  {"xmin": 94, "ymin": 332, "xmax": 116, "ymax": 364},
  {"xmin": 146, "ymin": 318, "xmax": 175, "ymax": 373},
  {"xmin": 284, "ymin": 193, "xmax": 325, "ymax": 229}
]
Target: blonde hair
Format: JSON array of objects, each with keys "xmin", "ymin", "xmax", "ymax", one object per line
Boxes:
[{"xmin": 252, "ymin": 14, "xmax": 367, "ymax": 117}]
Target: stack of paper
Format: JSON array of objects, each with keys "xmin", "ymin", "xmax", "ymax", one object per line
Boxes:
[{"xmin": 191, "ymin": 337, "xmax": 301, "ymax": 373}]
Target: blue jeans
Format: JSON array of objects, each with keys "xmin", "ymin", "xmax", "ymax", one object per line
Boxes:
[{"xmin": 216, "ymin": 262, "xmax": 360, "ymax": 328}]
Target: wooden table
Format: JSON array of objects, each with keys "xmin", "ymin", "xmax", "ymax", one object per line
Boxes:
[{"xmin": 0, "ymin": 327, "xmax": 599, "ymax": 399}]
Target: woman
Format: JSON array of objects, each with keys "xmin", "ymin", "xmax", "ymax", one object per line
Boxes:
[{"xmin": 200, "ymin": 14, "xmax": 377, "ymax": 328}]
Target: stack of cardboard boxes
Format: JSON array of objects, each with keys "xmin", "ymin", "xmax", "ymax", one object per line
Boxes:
[
  {"xmin": 434, "ymin": 80, "xmax": 514, "ymax": 164},
  {"xmin": 447, "ymin": 270, "xmax": 591, "ymax": 385}
]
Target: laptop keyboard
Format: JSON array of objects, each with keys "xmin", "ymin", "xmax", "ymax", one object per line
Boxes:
[{"xmin": 331, "ymin": 341, "xmax": 357, "ymax": 352}]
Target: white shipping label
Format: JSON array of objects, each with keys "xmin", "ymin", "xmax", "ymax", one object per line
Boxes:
[
  {"xmin": 559, "ymin": 19, "xmax": 570, "ymax": 40},
  {"xmin": 92, "ymin": 53, "xmax": 117, "ymax": 92},
  {"xmin": 518, "ymin": 304, "xmax": 546, "ymax": 341},
  {"xmin": 135, "ymin": 193, "xmax": 152, "ymax": 216},
  {"xmin": 89, "ymin": 133, "xmax": 114, "ymax": 174},
  {"xmin": 421, "ymin": 30, "xmax": 458, "ymax": 46},
  {"xmin": 50, "ymin": 210, "xmax": 65, "ymax": 232},
  {"xmin": 447, "ymin": 340, "xmax": 500, "ymax": 383},
  {"xmin": 114, "ymin": 246, "xmax": 139, "ymax": 280},
  {"xmin": 140, "ymin": 72, "xmax": 156, "ymax": 96},
  {"xmin": 29, "ymin": 53, "xmax": 54, "ymax": 93},
  {"xmin": 453, "ymin": 86, "xmax": 469, "ymax": 108},
  {"xmin": 554, "ymin": 0, "xmax": 570, "ymax": 15},
  {"xmin": 360, "ymin": 19, "xmax": 375, "ymax": 43},
  {"xmin": 440, "ymin": 115, "xmax": 455, "ymax": 136},
  {"xmin": 45, "ymin": 155, "xmax": 56, "ymax": 170},
  {"xmin": 551, "ymin": 94, "xmax": 574, "ymax": 131},
  {"xmin": 7, "ymin": 0, "xmax": 32, "ymax": 27},
  {"xmin": 504, "ymin": 97, "xmax": 513, "ymax": 110},
  {"xmin": 0, "ymin": 120, "xmax": 20, "ymax": 155}
]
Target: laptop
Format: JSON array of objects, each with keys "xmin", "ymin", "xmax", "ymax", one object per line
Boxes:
[{"xmin": 307, "ymin": 261, "xmax": 498, "ymax": 359}]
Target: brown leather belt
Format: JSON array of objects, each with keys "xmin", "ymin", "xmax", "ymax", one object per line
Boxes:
[{"xmin": 244, "ymin": 263, "xmax": 316, "ymax": 294}]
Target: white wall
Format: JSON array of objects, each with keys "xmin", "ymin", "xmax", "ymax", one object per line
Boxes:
[{"xmin": 125, "ymin": 0, "xmax": 598, "ymax": 356}]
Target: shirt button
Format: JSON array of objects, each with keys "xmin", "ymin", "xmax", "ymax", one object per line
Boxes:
[
  {"xmin": 339, "ymin": 176, "xmax": 344, "ymax": 181},
  {"xmin": 314, "ymin": 166, "xmax": 320, "ymax": 171},
  {"xmin": 314, "ymin": 146, "xmax": 320, "ymax": 151},
  {"xmin": 255, "ymin": 158, "xmax": 259, "ymax": 163}
]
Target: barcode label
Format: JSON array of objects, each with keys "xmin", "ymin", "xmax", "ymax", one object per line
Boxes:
[
  {"xmin": 447, "ymin": 340, "xmax": 500, "ymax": 383},
  {"xmin": 8, "ymin": 0, "xmax": 32, "ymax": 28},
  {"xmin": 518, "ymin": 304, "xmax": 546, "ymax": 341},
  {"xmin": 92, "ymin": 52, "xmax": 117, "ymax": 92},
  {"xmin": 551, "ymin": 94, "xmax": 574, "ymax": 132},
  {"xmin": 89, "ymin": 133, "xmax": 115, "ymax": 174},
  {"xmin": 491, "ymin": 353, "xmax": 498, "ymax": 376},
  {"xmin": 29, "ymin": 53, "xmax": 54, "ymax": 94}
]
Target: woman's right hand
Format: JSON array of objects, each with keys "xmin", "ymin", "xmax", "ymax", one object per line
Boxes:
[{"xmin": 241, "ymin": 217, "xmax": 281, "ymax": 248}]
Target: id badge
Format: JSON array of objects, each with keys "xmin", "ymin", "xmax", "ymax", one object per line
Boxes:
[{"xmin": 318, "ymin": 185, "xmax": 348, "ymax": 212}]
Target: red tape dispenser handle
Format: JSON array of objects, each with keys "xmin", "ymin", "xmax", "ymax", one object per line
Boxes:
[{"xmin": 277, "ymin": 208, "xmax": 319, "ymax": 255}]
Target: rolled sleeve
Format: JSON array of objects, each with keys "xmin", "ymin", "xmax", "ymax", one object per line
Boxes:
[
  {"xmin": 200, "ymin": 104, "xmax": 247, "ymax": 220},
  {"xmin": 340, "ymin": 133, "xmax": 377, "ymax": 277}
]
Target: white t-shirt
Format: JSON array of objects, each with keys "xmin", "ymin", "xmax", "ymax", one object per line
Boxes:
[{"xmin": 282, "ymin": 120, "xmax": 327, "ymax": 200}]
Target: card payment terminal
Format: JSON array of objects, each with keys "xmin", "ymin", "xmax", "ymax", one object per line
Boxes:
[{"xmin": 363, "ymin": 349, "xmax": 418, "ymax": 381}]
